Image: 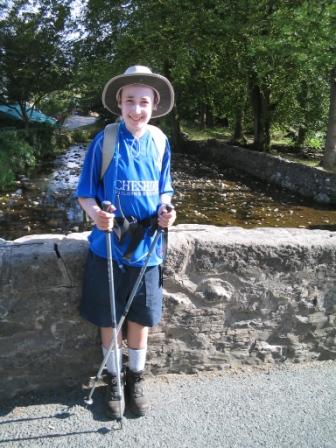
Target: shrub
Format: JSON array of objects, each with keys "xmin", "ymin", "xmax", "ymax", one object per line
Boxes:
[
  {"xmin": 25, "ymin": 124, "xmax": 57, "ymax": 159},
  {"xmin": 0, "ymin": 130, "xmax": 36, "ymax": 189}
]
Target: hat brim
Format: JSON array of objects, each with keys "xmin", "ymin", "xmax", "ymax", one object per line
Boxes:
[{"xmin": 102, "ymin": 73, "xmax": 174, "ymax": 118}]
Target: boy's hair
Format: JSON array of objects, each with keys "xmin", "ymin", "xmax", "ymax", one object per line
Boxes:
[{"xmin": 117, "ymin": 86, "xmax": 160, "ymax": 108}]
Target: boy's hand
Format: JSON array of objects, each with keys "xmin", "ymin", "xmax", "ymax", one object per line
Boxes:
[
  {"xmin": 95, "ymin": 204, "xmax": 116, "ymax": 231},
  {"xmin": 157, "ymin": 204, "xmax": 176, "ymax": 229}
]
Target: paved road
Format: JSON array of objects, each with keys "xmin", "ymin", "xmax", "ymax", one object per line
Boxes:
[
  {"xmin": 62, "ymin": 115, "xmax": 98, "ymax": 130},
  {"xmin": 1, "ymin": 361, "xmax": 335, "ymax": 448}
]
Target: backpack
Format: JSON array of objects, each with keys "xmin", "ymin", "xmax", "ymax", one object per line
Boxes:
[{"xmin": 100, "ymin": 122, "xmax": 167, "ymax": 180}]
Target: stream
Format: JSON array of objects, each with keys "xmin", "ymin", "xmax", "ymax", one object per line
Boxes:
[{"xmin": 0, "ymin": 143, "xmax": 336, "ymax": 241}]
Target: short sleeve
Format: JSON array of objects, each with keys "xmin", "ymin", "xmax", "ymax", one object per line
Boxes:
[{"xmin": 76, "ymin": 131, "xmax": 104, "ymax": 198}]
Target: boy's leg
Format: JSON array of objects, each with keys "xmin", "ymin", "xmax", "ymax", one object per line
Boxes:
[
  {"xmin": 101, "ymin": 327, "xmax": 124, "ymax": 419},
  {"xmin": 127, "ymin": 320, "xmax": 148, "ymax": 349},
  {"xmin": 126, "ymin": 320, "xmax": 149, "ymax": 416},
  {"xmin": 101, "ymin": 327, "xmax": 123, "ymax": 373}
]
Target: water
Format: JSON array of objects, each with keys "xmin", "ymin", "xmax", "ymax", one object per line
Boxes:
[
  {"xmin": 0, "ymin": 145, "xmax": 86, "ymax": 240},
  {"xmin": 0, "ymin": 145, "xmax": 335, "ymax": 241},
  {"xmin": 173, "ymin": 153, "xmax": 336, "ymax": 230}
]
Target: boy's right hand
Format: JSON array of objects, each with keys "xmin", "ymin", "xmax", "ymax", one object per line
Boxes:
[{"xmin": 94, "ymin": 206, "xmax": 116, "ymax": 232}]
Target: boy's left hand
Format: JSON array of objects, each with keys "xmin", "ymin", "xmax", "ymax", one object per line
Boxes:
[{"xmin": 157, "ymin": 204, "xmax": 176, "ymax": 229}]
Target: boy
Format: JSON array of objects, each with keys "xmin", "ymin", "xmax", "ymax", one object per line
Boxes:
[{"xmin": 76, "ymin": 65, "xmax": 176, "ymax": 419}]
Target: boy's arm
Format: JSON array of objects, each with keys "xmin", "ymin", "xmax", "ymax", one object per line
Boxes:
[{"xmin": 78, "ymin": 197, "xmax": 115, "ymax": 231}]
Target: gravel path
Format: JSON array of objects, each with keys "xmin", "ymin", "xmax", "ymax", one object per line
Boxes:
[{"xmin": 1, "ymin": 361, "xmax": 335, "ymax": 448}]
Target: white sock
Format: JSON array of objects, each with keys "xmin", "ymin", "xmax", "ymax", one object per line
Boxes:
[
  {"xmin": 128, "ymin": 347, "xmax": 147, "ymax": 372},
  {"xmin": 102, "ymin": 346, "xmax": 123, "ymax": 375}
]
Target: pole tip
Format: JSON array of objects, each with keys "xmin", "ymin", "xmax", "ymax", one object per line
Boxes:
[{"xmin": 84, "ymin": 398, "xmax": 93, "ymax": 406}]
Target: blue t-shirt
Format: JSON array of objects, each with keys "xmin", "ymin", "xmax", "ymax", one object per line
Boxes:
[{"xmin": 76, "ymin": 121, "xmax": 174, "ymax": 266}]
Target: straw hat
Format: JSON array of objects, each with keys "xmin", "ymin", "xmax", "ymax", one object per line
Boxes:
[{"xmin": 102, "ymin": 65, "xmax": 174, "ymax": 118}]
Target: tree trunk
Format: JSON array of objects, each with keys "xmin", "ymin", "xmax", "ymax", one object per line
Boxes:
[
  {"xmin": 163, "ymin": 61, "xmax": 183, "ymax": 150},
  {"xmin": 250, "ymin": 81, "xmax": 271, "ymax": 152},
  {"xmin": 18, "ymin": 101, "xmax": 31, "ymax": 139},
  {"xmin": 321, "ymin": 66, "xmax": 336, "ymax": 171},
  {"xmin": 233, "ymin": 108, "xmax": 244, "ymax": 142},
  {"xmin": 297, "ymin": 126, "xmax": 307, "ymax": 148},
  {"xmin": 251, "ymin": 83, "xmax": 262, "ymax": 150},
  {"xmin": 206, "ymin": 107, "xmax": 214, "ymax": 128},
  {"xmin": 264, "ymin": 88, "xmax": 271, "ymax": 152},
  {"xmin": 250, "ymin": 82, "xmax": 267, "ymax": 151},
  {"xmin": 199, "ymin": 103, "xmax": 207, "ymax": 129},
  {"xmin": 296, "ymin": 81, "xmax": 308, "ymax": 148},
  {"xmin": 170, "ymin": 105, "xmax": 182, "ymax": 150}
]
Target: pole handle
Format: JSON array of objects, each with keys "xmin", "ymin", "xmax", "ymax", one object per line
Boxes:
[
  {"xmin": 159, "ymin": 203, "xmax": 174, "ymax": 230},
  {"xmin": 102, "ymin": 200, "xmax": 112, "ymax": 212},
  {"xmin": 102, "ymin": 200, "xmax": 115, "ymax": 234},
  {"xmin": 162, "ymin": 203, "xmax": 174, "ymax": 213}
]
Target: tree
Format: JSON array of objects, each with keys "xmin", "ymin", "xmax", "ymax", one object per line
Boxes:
[
  {"xmin": 320, "ymin": 3, "xmax": 336, "ymax": 170},
  {"xmin": 75, "ymin": 0, "xmax": 335, "ymax": 154},
  {"xmin": 0, "ymin": 0, "xmax": 73, "ymax": 129},
  {"xmin": 321, "ymin": 66, "xmax": 336, "ymax": 171}
]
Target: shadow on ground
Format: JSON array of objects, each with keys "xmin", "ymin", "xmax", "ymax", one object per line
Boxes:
[{"xmin": 0, "ymin": 381, "xmax": 140, "ymax": 444}]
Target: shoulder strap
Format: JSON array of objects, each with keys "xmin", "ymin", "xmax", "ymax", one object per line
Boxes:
[
  {"xmin": 100, "ymin": 123, "xmax": 167, "ymax": 180},
  {"xmin": 147, "ymin": 124, "xmax": 167, "ymax": 160},
  {"xmin": 100, "ymin": 122, "xmax": 119, "ymax": 180}
]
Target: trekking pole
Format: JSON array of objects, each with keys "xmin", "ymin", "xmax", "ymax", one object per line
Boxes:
[
  {"xmin": 87, "ymin": 200, "xmax": 123, "ymax": 427},
  {"xmin": 84, "ymin": 205, "xmax": 173, "ymax": 409}
]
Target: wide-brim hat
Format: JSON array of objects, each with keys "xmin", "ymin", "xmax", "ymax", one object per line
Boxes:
[{"xmin": 102, "ymin": 65, "xmax": 175, "ymax": 118}]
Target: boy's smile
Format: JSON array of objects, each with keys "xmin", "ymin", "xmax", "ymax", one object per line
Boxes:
[{"xmin": 119, "ymin": 84, "xmax": 155, "ymax": 138}]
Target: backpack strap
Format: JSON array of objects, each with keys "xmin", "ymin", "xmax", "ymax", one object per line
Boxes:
[
  {"xmin": 100, "ymin": 122, "xmax": 120, "ymax": 180},
  {"xmin": 100, "ymin": 123, "xmax": 167, "ymax": 180},
  {"xmin": 147, "ymin": 124, "xmax": 167, "ymax": 168}
]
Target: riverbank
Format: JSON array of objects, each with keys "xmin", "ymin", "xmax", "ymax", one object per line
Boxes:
[
  {"xmin": 0, "ymin": 115, "xmax": 100, "ymax": 192},
  {"xmin": 181, "ymin": 137, "xmax": 336, "ymax": 205}
]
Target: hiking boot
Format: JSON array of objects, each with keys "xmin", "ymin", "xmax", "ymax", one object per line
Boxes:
[
  {"xmin": 105, "ymin": 372, "xmax": 125, "ymax": 420},
  {"xmin": 125, "ymin": 368, "xmax": 149, "ymax": 417}
]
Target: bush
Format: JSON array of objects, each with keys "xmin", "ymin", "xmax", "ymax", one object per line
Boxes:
[
  {"xmin": 0, "ymin": 130, "xmax": 36, "ymax": 189},
  {"xmin": 25, "ymin": 124, "xmax": 57, "ymax": 159},
  {"xmin": 54, "ymin": 131, "xmax": 73, "ymax": 149}
]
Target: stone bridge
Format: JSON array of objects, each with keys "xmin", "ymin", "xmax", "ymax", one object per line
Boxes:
[{"xmin": 1, "ymin": 225, "xmax": 336, "ymax": 400}]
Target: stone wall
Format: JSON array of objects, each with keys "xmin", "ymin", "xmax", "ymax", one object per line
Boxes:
[
  {"xmin": 182, "ymin": 139, "xmax": 336, "ymax": 204},
  {"xmin": 1, "ymin": 225, "xmax": 336, "ymax": 400}
]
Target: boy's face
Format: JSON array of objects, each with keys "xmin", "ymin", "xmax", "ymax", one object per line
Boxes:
[{"xmin": 119, "ymin": 84, "xmax": 155, "ymax": 137}]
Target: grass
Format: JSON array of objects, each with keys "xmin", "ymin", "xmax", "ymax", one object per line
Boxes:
[
  {"xmin": 181, "ymin": 124, "xmax": 231, "ymax": 141},
  {"xmin": 181, "ymin": 123, "xmax": 325, "ymax": 168}
]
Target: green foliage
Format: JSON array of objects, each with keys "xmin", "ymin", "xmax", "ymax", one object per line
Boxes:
[
  {"xmin": 54, "ymin": 131, "xmax": 73, "ymax": 149},
  {"xmin": 26, "ymin": 124, "xmax": 57, "ymax": 158},
  {"xmin": 0, "ymin": 130, "xmax": 35, "ymax": 189},
  {"xmin": 1, "ymin": 0, "xmax": 336, "ymax": 172},
  {"xmin": 181, "ymin": 123, "xmax": 231, "ymax": 141},
  {"xmin": 76, "ymin": 0, "xmax": 335, "ymax": 152},
  {"xmin": 0, "ymin": 0, "xmax": 73, "ymax": 126},
  {"xmin": 306, "ymin": 133, "xmax": 325, "ymax": 150},
  {"xmin": 39, "ymin": 91, "xmax": 76, "ymax": 118},
  {"xmin": 70, "ymin": 127, "xmax": 95, "ymax": 143}
]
